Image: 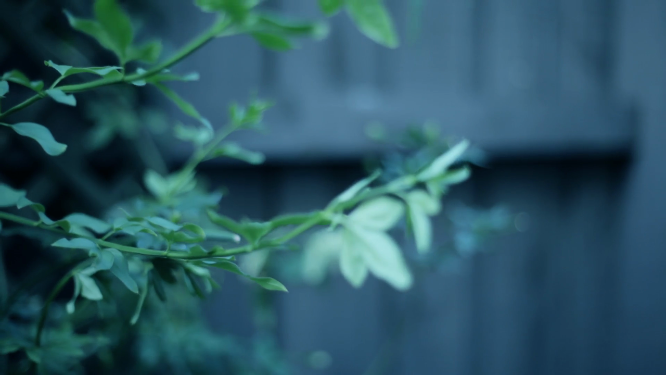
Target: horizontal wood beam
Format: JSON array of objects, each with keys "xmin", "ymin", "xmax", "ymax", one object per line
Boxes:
[{"xmin": 164, "ymin": 94, "xmax": 635, "ymax": 164}]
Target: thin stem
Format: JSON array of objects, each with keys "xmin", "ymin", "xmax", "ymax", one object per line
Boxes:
[
  {"xmin": 0, "ymin": 260, "xmax": 82, "ymax": 321},
  {"xmin": 0, "ymin": 94, "xmax": 44, "ymax": 119},
  {"xmin": 35, "ymin": 260, "xmax": 92, "ymax": 346},
  {"xmin": 0, "ymin": 19, "xmax": 226, "ymax": 121},
  {"xmin": 0, "ymin": 210, "xmax": 320, "ymax": 260}
]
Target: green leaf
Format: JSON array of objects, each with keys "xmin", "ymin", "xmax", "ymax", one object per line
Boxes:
[
  {"xmin": 150, "ymin": 271, "xmax": 167, "ymax": 301},
  {"xmin": 45, "ymin": 89, "xmax": 76, "ymax": 106},
  {"xmin": 207, "ymin": 142, "xmax": 265, "ymax": 164},
  {"xmin": 146, "ymin": 216, "xmax": 182, "ymax": 232},
  {"xmin": 0, "ymin": 184, "xmax": 25, "ymax": 207},
  {"xmin": 64, "ymin": 11, "xmax": 119, "ymax": 58},
  {"xmin": 146, "ymin": 71, "xmax": 200, "ymax": 83},
  {"xmin": 346, "ymin": 0, "xmax": 399, "ymax": 48},
  {"xmin": 194, "ymin": 0, "xmax": 258, "ymax": 20},
  {"xmin": 204, "ymin": 259, "xmax": 288, "ymax": 292},
  {"xmin": 45, "ymin": 61, "xmax": 71, "ymax": 76},
  {"xmin": 143, "ymin": 169, "xmax": 169, "ymax": 199},
  {"xmin": 257, "ymin": 13, "xmax": 329, "ymax": 39},
  {"xmin": 182, "ymin": 268, "xmax": 206, "ymax": 298},
  {"xmin": 25, "ymin": 347, "xmax": 41, "ymax": 364},
  {"xmin": 403, "ymin": 190, "xmax": 439, "ymax": 253},
  {"xmin": 405, "ymin": 190, "xmax": 440, "ymax": 215},
  {"xmin": 1, "ymin": 70, "xmax": 43, "ymax": 91},
  {"xmin": 302, "ymin": 230, "xmax": 343, "ymax": 285},
  {"xmin": 64, "ymin": 213, "xmax": 111, "ymax": 234},
  {"xmin": 207, "ymin": 210, "xmax": 244, "ymax": 234},
  {"xmin": 188, "ymin": 245, "xmax": 210, "ymax": 257},
  {"xmin": 348, "ymin": 196, "xmax": 404, "ymax": 231},
  {"xmin": 45, "ymin": 60, "xmax": 122, "ymax": 79},
  {"xmin": 92, "ymin": 249, "xmax": 115, "ymax": 271},
  {"xmin": 152, "ymin": 82, "xmax": 211, "ymax": 129},
  {"xmin": 331, "ymin": 170, "xmax": 381, "ymax": 206},
  {"xmin": 66, "ymin": 276, "xmax": 81, "ymax": 314},
  {"xmin": 239, "ymin": 221, "xmax": 272, "ymax": 244},
  {"xmin": 10, "ymin": 122, "xmax": 67, "ymax": 156},
  {"xmin": 207, "ymin": 210, "xmax": 272, "ymax": 244},
  {"xmin": 344, "ymin": 226, "xmax": 412, "ymax": 290},
  {"xmin": 38, "ymin": 212, "xmax": 71, "ymax": 232},
  {"xmin": 0, "ymin": 80, "xmax": 8, "ymax": 97},
  {"xmin": 130, "ymin": 278, "xmax": 149, "ymax": 325},
  {"xmin": 417, "ymin": 140, "xmax": 470, "ymax": 181},
  {"xmin": 127, "ymin": 41, "xmax": 162, "ymax": 63},
  {"xmin": 318, "ymin": 0, "xmax": 344, "ymax": 16},
  {"xmin": 94, "ymin": 0, "xmax": 134, "ymax": 63},
  {"xmin": 165, "ymin": 223, "xmax": 206, "ymax": 243},
  {"xmin": 174, "ymin": 123, "xmax": 213, "ymax": 146},
  {"xmin": 77, "ymin": 274, "xmax": 103, "ymax": 300},
  {"xmin": 252, "ymin": 32, "xmax": 294, "ymax": 51},
  {"xmin": 407, "ymin": 205, "xmax": 431, "ymax": 253},
  {"xmin": 340, "ymin": 230, "xmax": 369, "ymax": 287},
  {"xmin": 52, "ymin": 238, "xmax": 98, "ymax": 252},
  {"xmin": 17, "ymin": 195, "xmax": 45, "ymax": 212},
  {"xmin": 108, "ymin": 248, "xmax": 139, "ymax": 293}
]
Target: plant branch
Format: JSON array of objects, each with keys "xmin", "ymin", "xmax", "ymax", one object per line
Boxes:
[
  {"xmin": 0, "ymin": 210, "xmax": 322, "ymax": 260},
  {"xmin": 0, "ymin": 18, "xmax": 227, "ymax": 120},
  {"xmin": 35, "ymin": 260, "xmax": 92, "ymax": 346}
]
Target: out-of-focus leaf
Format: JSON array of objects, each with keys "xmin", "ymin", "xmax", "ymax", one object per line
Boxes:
[
  {"xmin": 318, "ymin": 0, "xmax": 344, "ymax": 16},
  {"xmin": 348, "ymin": 196, "xmax": 404, "ymax": 231},
  {"xmin": 0, "ymin": 80, "xmax": 8, "ymax": 97},
  {"xmin": 407, "ymin": 204, "xmax": 430, "ymax": 253},
  {"xmin": 77, "ymin": 273, "xmax": 103, "ymax": 300},
  {"xmin": 207, "ymin": 210, "xmax": 271, "ymax": 244},
  {"xmin": 146, "ymin": 71, "xmax": 200, "ymax": 83},
  {"xmin": 340, "ymin": 229, "xmax": 368, "ymax": 287},
  {"xmin": 1, "ymin": 70, "xmax": 44, "ymax": 91},
  {"xmin": 64, "ymin": 213, "xmax": 111, "ymax": 234},
  {"xmin": 130, "ymin": 277, "xmax": 149, "ymax": 325},
  {"xmin": 174, "ymin": 123, "xmax": 213, "ymax": 146},
  {"xmin": 94, "ymin": 0, "xmax": 134, "ymax": 62},
  {"xmin": 66, "ymin": 276, "xmax": 82, "ymax": 314},
  {"xmin": 108, "ymin": 248, "xmax": 138, "ymax": 293},
  {"xmin": 257, "ymin": 13, "xmax": 329, "ymax": 39},
  {"xmin": 152, "ymin": 83, "xmax": 211, "ymax": 130},
  {"xmin": 252, "ymin": 32, "xmax": 294, "ymax": 51},
  {"xmin": 91, "ymin": 249, "xmax": 114, "ymax": 271},
  {"xmin": 344, "ymin": 225, "xmax": 412, "ymax": 290},
  {"xmin": 144, "ymin": 169, "xmax": 169, "ymax": 200},
  {"xmin": 52, "ymin": 238, "xmax": 98, "ymax": 252},
  {"xmin": 207, "ymin": 142, "xmax": 265, "ymax": 164},
  {"xmin": 302, "ymin": 230, "xmax": 343, "ymax": 285},
  {"xmin": 127, "ymin": 41, "xmax": 162, "ymax": 63},
  {"xmin": 146, "ymin": 216, "xmax": 182, "ymax": 232},
  {"xmin": 346, "ymin": 0, "xmax": 399, "ymax": 48},
  {"xmin": 0, "ymin": 183, "xmax": 25, "ymax": 207},
  {"xmin": 194, "ymin": 0, "xmax": 259, "ymax": 20},
  {"xmin": 64, "ymin": 10, "xmax": 119, "ymax": 59},
  {"xmin": 330, "ymin": 169, "xmax": 381, "ymax": 205},
  {"xmin": 417, "ymin": 140, "xmax": 469, "ymax": 181}
]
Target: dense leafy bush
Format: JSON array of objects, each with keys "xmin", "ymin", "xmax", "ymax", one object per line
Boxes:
[{"xmin": 0, "ymin": 1, "xmax": 504, "ymax": 373}]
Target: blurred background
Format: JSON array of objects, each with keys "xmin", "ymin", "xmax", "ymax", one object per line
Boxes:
[{"xmin": 1, "ymin": 0, "xmax": 665, "ymax": 374}]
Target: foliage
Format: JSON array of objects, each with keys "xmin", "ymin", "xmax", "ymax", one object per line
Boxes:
[{"xmin": 0, "ymin": 0, "xmax": 483, "ymax": 373}]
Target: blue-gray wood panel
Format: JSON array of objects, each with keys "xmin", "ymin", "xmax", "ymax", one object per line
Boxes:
[{"xmin": 159, "ymin": 0, "xmax": 633, "ymax": 163}]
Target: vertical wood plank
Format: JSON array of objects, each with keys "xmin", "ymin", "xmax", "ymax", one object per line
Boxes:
[
  {"xmin": 398, "ymin": 179, "xmax": 478, "ymax": 375},
  {"xmin": 613, "ymin": 0, "xmax": 666, "ymax": 374}
]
